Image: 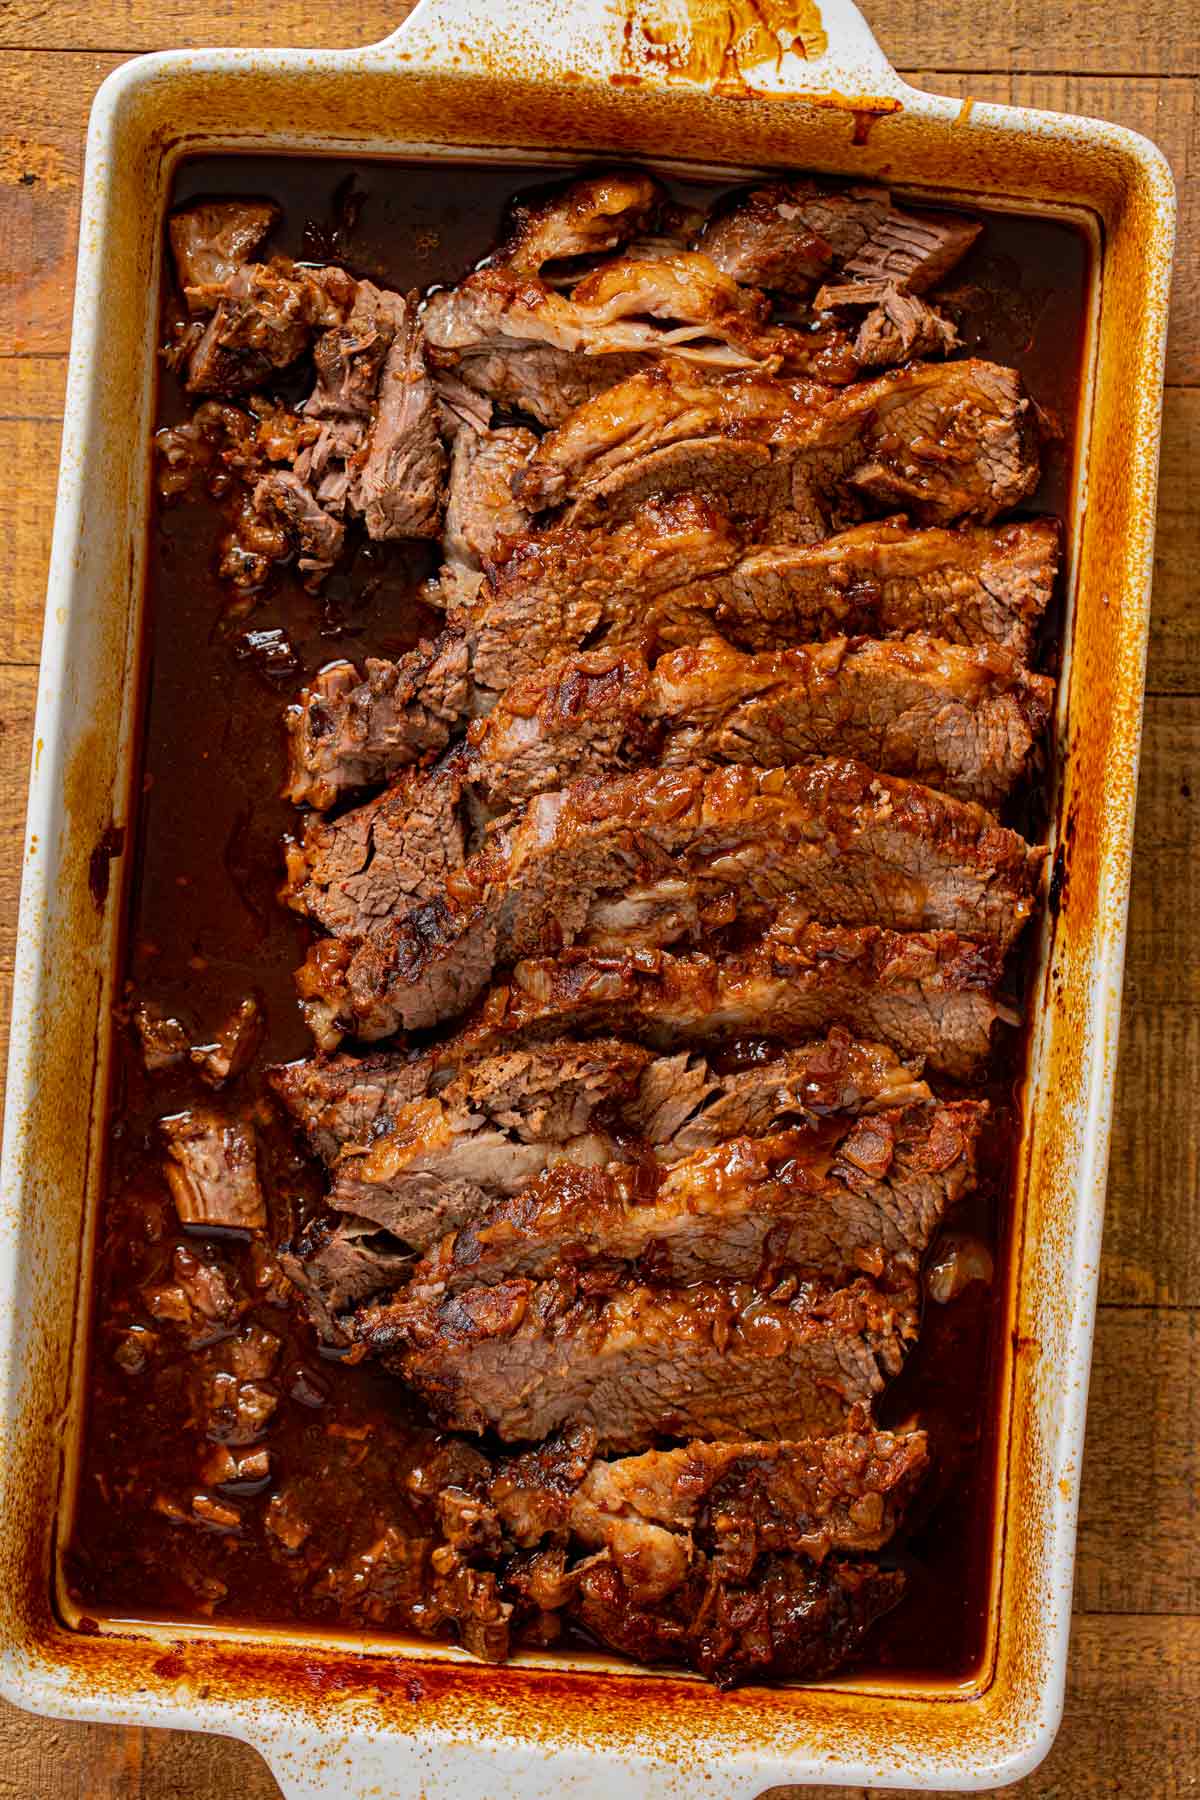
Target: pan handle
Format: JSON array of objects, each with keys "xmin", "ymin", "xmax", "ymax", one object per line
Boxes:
[{"xmin": 381, "ymin": 0, "xmax": 908, "ymax": 104}]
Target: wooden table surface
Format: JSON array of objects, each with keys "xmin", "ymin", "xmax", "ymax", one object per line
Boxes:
[{"xmin": 0, "ymin": 3, "xmax": 1196, "ymax": 1794}]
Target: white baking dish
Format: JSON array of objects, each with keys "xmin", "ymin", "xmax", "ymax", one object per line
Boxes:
[{"xmin": 0, "ymin": 1, "xmax": 1174, "ymax": 1792}]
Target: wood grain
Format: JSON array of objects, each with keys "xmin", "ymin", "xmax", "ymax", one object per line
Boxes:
[
  {"xmin": 0, "ymin": 3, "xmax": 1195, "ymax": 1793},
  {"xmin": 0, "ymin": 0, "xmax": 1196, "ymax": 76}
]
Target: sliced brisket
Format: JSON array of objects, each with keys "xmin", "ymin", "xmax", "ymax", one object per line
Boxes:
[
  {"xmin": 698, "ymin": 180, "xmax": 979, "ymax": 298},
  {"xmin": 272, "ymin": 1028, "xmax": 926, "ymax": 1170},
  {"xmin": 421, "ymin": 258, "xmax": 860, "ymax": 403},
  {"xmin": 357, "ymin": 1267, "xmax": 921, "ymax": 1446},
  {"xmin": 493, "ymin": 1423, "xmax": 930, "ymax": 1564},
  {"xmin": 321, "ymin": 1034, "xmax": 931, "ymax": 1248},
  {"xmin": 413, "ymin": 1099, "xmax": 983, "ymax": 1293},
  {"xmin": 282, "ymin": 760, "xmax": 472, "ymax": 939},
  {"xmin": 513, "ymin": 358, "xmax": 1038, "ymax": 531},
  {"xmin": 290, "ymin": 759, "xmax": 1041, "ymax": 1034},
  {"xmin": 473, "ymin": 633, "xmax": 1053, "ymax": 808},
  {"xmin": 472, "ymin": 509, "xmax": 1060, "ymax": 697},
  {"xmin": 574, "ymin": 1553, "xmax": 905, "ymax": 1688}
]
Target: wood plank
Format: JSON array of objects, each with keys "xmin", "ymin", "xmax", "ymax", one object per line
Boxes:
[
  {"xmin": 1148, "ymin": 387, "xmax": 1200, "ymax": 695},
  {"xmin": 0, "ymin": 1701, "xmax": 280, "ymax": 1798},
  {"xmin": 0, "ymin": 51, "xmax": 123, "ymax": 356},
  {"xmin": 1103, "ymin": 699, "xmax": 1200, "ymax": 1307},
  {"xmin": 0, "ymin": 0, "xmax": 1196, "ymax": 76},
  {"xmin": 0, "ymin": 407, "xmax": 60, "ymax": 665},
  {"xmin": 1075, "ymin": 1307, "xmax": 1199, "ymax": 1613}
]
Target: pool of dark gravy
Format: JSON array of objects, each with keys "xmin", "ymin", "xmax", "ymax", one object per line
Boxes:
[{"xmin": 63, "ymin": 154, "xmax": 1090, "ymax": 1682}]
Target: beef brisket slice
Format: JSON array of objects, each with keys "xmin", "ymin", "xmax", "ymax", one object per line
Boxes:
[
  {"xmin": 414, "ymin": 1100, "xmax": 983, "ymax": 1292},
  {"xmin": 273, "ymin": 1028, "xmax": 926, "ymax": 1172},
  {"xmin": 473, "ymin": 510, "xmax": 1060, "ymax": 696},
  {"xmin": 358, "ymin": 1269, "xmax": 920, "ymax": 1446},
  {"xmin": 475, "ymin": 633, "xmax": 1052, "ymax": 809},
  {"xmin": 514, "ymin": 358, "xmax": 1038, "ymax": 530},
  {"xmin": 298, "ymin": 906, "xmax": 1007, "ymax": 1075},
  {"xmin": 494, "ymin": 1424, "xmax": 929, "ymax": 1563},
  {"xmin": 324, "ymin": 1033, "xmax": 931, "ymax": 1247},
  {"xmin": 325, "ymin": 1040, "xmax": 652, "ymax": 1248},
  {"xmin": 269, "ymin": 1047, "xmax": 433, "ymax": 1164},
  {"xmin": 293, "ymin": 759, "xmax": 1041, "ymax": 1034}
]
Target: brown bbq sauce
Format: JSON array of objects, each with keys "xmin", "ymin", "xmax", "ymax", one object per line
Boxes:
[{"xmin": 64, "ymin": 154, "xmax": 1090, "ymax": 1680}]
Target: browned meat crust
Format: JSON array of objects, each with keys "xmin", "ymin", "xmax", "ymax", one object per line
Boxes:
[
  {"xmin": 356, "ymin": 1267, "xmax": 921, "ymax": 1447},
  {"xmin": 514, "ymin": 358, "xmax": 1039, "ymax": 530},
  {"xmin": 471, "ymin": 633, "xmax": 1053, "ymax": 809},
  {"xmin": 409, "ymin": 1099, "xmax": 984, "ymax": 1293}
]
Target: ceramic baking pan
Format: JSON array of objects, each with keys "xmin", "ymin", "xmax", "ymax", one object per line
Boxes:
[{"xmin": 0, "ymin": 0, "xmax": 1175, "ymax": 1792}]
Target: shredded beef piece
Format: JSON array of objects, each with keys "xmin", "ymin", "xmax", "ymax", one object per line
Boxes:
[
  {"xmin": 276, "ymin": 1214, "xmax": 414, "ymax": 1344},
  {"xmin": 350, "ymin": 289, "xmax": 446, "ymax": 539},
  {"xmin": 437, "ymin": 425, "xmax": 537, "ymax": 607},
  {"xmin": 185, "ymin": 261, "xmax": 354, "ymax": 394},
  {"xmin": 698, "ymin": 179, "xmax": 979, "ymax": 298},
  {"xmin": 190, "ymin": 995, "xmax": 263, "ymax": 1087},
  {"xmin": 160, "ymin": 1108, "xmax": 267, "ymax": 1233},
  {"xmin": 283, "ymin": 633, "xmax": 471, "ymax": 810},
  {"xmin": 306, "ymin": 278, "xmax": 398, "ymax": 419},
  {"xmin": 498, "ymin": 169, "xmax": 665, "ymax": 275},
  {"xmin": 132, "ymin": 1000, "xmax": 190, "ymax": 1073},
  {"xmin": 816, "ymin": 279, "xmax": 960, "ymax": 365},
  {"xmin": 168, "ymin": 200, "xmax": 279, "ymax": 299},
  {"xmin": 142, "ymin": 1245, "xmax": 243, "ymax": 1348}
]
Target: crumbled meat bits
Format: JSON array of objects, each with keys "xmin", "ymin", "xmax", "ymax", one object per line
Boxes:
[{"xmin": 66, "ymin": 153, "xmax": 1088, "ymax": 1687}]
